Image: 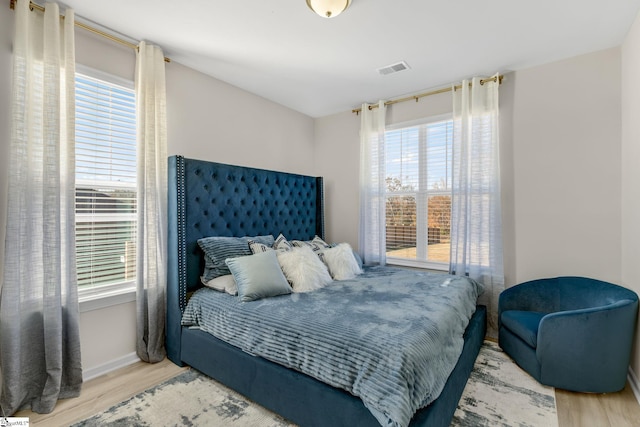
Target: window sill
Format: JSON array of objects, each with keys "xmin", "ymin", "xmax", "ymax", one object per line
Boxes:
[
  {"xmin": 386, "ymin": 257, "xmax": 449, "ymax": 272},
  {"xmin": 79, "ymin": 285, "xmax": 136, "ymax": 313}
]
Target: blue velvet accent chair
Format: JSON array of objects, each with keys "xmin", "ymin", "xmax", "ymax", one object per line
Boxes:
[{"xmin": 498, "ymin": 276, "xmax": 638, "ymax": 393}]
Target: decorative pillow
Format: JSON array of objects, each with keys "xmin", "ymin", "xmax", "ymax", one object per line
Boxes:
[
  {"xmin": 291, "ymin": 235, "xmax": 331, "ymax": 252},
  {"xmin": 273, "ymin": 233, "xmax": 293, "ymax": 251},
  {"xmin": 276, "ymin": 246, "xmax": 332, "ymax": 293},
  {"xmin": 198, "ymin": 235, "xmax": 274, "ymax": 283},
  {"xmin": 203, "ymin": 274, "xmax": 237, "ymax": 295},
  {"xmin": 248, "ymin": 240, "xmax": 274, "ymax": 254},
  {"xmin": 318, "ymin": 243, "xmax": 363, "ymax": 280},
  {"xmin": 225, "ymin": 251, "xmax": 292, "ymax": 302}
]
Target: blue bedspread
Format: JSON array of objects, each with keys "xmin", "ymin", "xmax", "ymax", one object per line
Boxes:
[{"xmin": 181, "ymin": 266, "xmax": 482, "ymax": 427}]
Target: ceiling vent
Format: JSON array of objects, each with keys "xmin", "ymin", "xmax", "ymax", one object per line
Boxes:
[{"xmin": 377, "ymin": 61, "xmax": 410, "ymax": 76}]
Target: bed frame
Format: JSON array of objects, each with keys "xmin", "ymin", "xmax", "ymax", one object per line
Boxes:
[{"xmin": 166, "ymin": 155, "xmax": 487, "ymax": 427}]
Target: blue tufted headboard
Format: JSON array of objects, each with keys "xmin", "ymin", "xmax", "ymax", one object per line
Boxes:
[{"xmin": 166, "ymin": 155, "xmax": 324, "ymax": 364}]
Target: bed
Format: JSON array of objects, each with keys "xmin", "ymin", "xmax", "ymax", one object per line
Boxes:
[{"xmin": 166, "ymin": 155, "xmax": 487, "ymax": 427}]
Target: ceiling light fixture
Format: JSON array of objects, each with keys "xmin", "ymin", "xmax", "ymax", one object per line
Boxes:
[{"xmin": 306, "ymin": 0, "xmax": 351, "ymax": 18}]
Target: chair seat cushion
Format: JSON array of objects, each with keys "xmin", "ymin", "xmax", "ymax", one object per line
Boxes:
[{"xmin": 501, "ymin": 310, "xmax": 546, "ymax": 348}]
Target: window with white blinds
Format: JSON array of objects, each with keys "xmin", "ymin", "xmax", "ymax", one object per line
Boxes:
[
  {"xmin": 75, "ymin": 71, "xmax": 137, "ymax": 291},
  {"xmin": 384, "ymin": 115, "xmax": 452, "ymax": 269}
]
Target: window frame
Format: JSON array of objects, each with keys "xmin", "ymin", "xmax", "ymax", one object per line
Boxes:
[
  {"xmin": 75, "ymin": 64, "xmax": 137, "ymax": 309},
  {"xmin": 384, "ymin": 113, "xmax": 452, "ymax": 271}
]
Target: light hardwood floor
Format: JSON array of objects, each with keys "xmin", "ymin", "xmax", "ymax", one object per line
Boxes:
[
  {"xmin": 14, "ymin": 359, "xmax": 186, "ymax": 427},
  {"xmin": 14, "ymin": 358, "xmax": 640, "ymax": 426}
]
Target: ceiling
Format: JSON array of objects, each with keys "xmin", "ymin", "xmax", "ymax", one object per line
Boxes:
[{"xmin": 60, "ymin": 0, "xmax": 640, "ymax": 118}]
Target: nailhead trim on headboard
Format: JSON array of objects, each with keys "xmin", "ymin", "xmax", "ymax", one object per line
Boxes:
[
  {"xmin": 176, "ymin": 155, "xmax": 188, "ymax": 312},
  {"xmin": 317, "ymin": 176, "xmax": 325, "ymax": 240}
]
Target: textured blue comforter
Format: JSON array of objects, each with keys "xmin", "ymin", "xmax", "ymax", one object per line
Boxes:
[{"xmin": 181, "ymin": 266, "xmax": 482, "ymax": 427}]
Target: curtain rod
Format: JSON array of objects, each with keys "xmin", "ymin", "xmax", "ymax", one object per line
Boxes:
[
  {"xmin": 9, "ymin": 0, "xmax": 171, "ymax": 63},
  {"xmin": 351, "ymin": 74, "xmax": 503, "ymax": 115}
]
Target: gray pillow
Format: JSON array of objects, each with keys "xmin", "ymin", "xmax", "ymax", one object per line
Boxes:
[
  {"xmin": 198, "ymin": 235, "xmax": 274, "ymax": 283},
  {"xmin": 225, "ymin": 251, "xmax": 292, "ymax": 302}
]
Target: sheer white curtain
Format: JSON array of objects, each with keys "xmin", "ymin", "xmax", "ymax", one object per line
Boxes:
[
  {"xmin": 450, "ymin": 75, "xmax": 504, "ymax": 332},
  {"xmin": 135, "ymin": 41, "xmax": 168, "ymax": 363},
  {"xmin": 0, "ymin": 1, "xmax": 82, "ymax": 415},
  {"xmin": 359, "ymin": 101, "xmax": 387, "ymax": 265}
]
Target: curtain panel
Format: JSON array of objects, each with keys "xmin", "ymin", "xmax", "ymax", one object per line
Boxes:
[
  {"xmin": 0, "ymin": 1, "xmax": 82, "ymax": 415},
  {"xmin": 359, "ymin": 101, "xmax": 387, "ymax": 266},
  {"xmin": 135, "ymin": 41, "xmax": 168, "ymax": 363},
  {"xmin": 450, "ymin": 75, "xmax": 504, "ymax": 333}
]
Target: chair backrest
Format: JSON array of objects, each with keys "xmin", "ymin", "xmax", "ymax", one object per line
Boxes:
[{"xmin": 524, "ymin": 276, "xmax": 638, "ymax": 312}]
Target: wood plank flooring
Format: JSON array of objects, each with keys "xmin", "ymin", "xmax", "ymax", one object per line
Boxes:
[
  {"xmin": 556, "ymin": 384, "xmax": 640, "ymax": 427},
  {"xmin": 13, "ymin": 358, "xmax": 640, "ymax": 426},
  {"xmin": 13, "ymin": 359, "xmax": 186, "ymax": 427}
]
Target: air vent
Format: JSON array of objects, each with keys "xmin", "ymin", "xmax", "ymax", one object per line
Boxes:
[{"xmin": 377, "ymin": 61, "xmax": 410, "ymax": 76}]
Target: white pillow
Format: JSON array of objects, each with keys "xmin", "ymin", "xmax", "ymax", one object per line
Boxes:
[
  {"xmin": 204, "ymin": 274, "xmax": 237, "ymax": 295},
  {"xmin": 319, "ymin": 243, "xmax": 363, "ymax": 280},
  {"xmin": 276, "ymin": 246, "xmax": 332, "ymax": 292}
]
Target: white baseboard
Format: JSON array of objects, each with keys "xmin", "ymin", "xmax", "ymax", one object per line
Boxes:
[
  {"xmin": 83, "ymin": 352, "xmax": 141, "ymax": 382},
  {"xmin": 629, "ymin": 367, "xmax": 640, "ymax": 406}
]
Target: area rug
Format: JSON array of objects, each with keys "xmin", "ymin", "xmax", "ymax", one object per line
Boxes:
[
  {"xmin": 71, "ymin": 369, "xmax": 294, "ymax": 427},
  {"xmin": 452, "ymin": 341, "xmax": 558, "ymax": 426},
  {"xmin": 73, "ymin": 341, "xmax": 557, "ymax": 426}
]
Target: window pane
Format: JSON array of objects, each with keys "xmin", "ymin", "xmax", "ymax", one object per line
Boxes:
[
  {"xmin": 385, "ymin": 127, "xmax": 419, "ymax": 190},
  {"xmin": 386, "ymin": 194, "xmax": 416, "ymax": 258},
  {"xmin": 75, "ymin": 72, "xmax": 137, "ymax": 289},
  {"xmin": 76, "ymin": 218, "xmax": 136, "ymax": 287},
  {"xmin": 427, "ymin": 194, "xmax": 451, "ymax": 263},
  {"xmin": 384, "ymin": 118, "xmax": 452, "ymax": 266},
  {"xmin": 426, "ymin": 120, "xmax": 453, "ymax": 191}
]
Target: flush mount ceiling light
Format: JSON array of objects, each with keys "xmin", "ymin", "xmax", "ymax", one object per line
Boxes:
[{"xmin": 306, "ymin": 0, "xmax": 352, "ymax": 18}]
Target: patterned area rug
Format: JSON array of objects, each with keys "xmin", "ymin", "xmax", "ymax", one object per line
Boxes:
[
  {"xmin": 71, "ymin": 369, "xmax": 294, "ymax": 427},
  {"xmin": 452, "ymin": 341, "xmax": 557, "ymax": 426},
  {"xmin": 73, "ymin": 341, "xmax": 557, "ymax": 426}
]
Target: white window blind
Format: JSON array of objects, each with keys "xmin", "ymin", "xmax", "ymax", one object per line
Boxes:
[
  {"xmin": 75, "ymin": 72, "xmax": 137, "ymax": 290},
  {"xmin": 384, "ymin": 116, "xmax": 453, "ymax": 268}
]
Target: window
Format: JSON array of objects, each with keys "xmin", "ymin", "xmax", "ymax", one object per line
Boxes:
[
  {"xmin": 75, "ymin": 69, "xmax": 137, "ymax": 297},
  {"xmin": 384, "ymin": 115, "xmax": 453, "ymax": 269}
]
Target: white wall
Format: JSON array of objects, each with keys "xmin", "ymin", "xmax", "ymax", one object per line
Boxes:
[
  {"xmin": 313, "ymin": 110, "xmax": 360, "ymax": 247},
  {"xmin": 166, "ymin": 62, "xmax": 314, "ymax": 173},
  {"xmin": 621, "ymin": 9, "xmax": 640, "ymax": 381},
  {"xmin": 511, "ymin": 48, "xmax": 622, "ymax": 284},
  {"xmin": 0, "ymin": 5, "xmax": 315, "ymax": 376}
]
